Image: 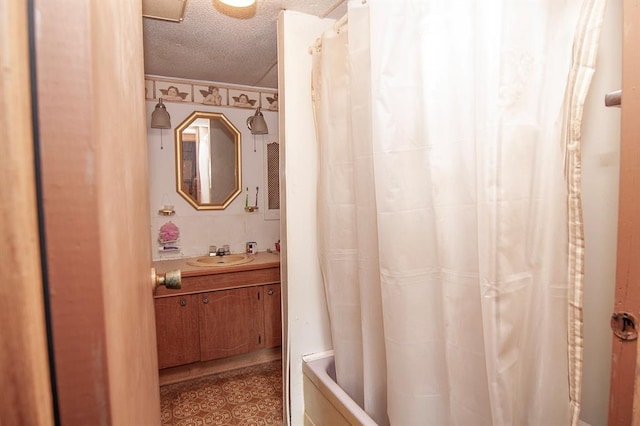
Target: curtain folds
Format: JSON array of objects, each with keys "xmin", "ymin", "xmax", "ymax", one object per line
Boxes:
[
  {"xmin": 562, "ymin": 1, "xmax": 607, "ymax": 423},
  {"xmin": 312, "ymin": 1, "xmax": 606, "ymax": 424}
]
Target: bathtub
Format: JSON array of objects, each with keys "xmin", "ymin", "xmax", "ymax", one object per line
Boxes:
[{"xmin": 302, "ymin": 352, "xmax": 378, "ymax": 426}]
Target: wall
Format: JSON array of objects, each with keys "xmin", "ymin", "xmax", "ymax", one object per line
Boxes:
[
  {"xmin": 278, "ymin": 10, "xmax": 335, "ymax": 426},
  {"xmin": 580, "ymin": 1, "xmax": 622, "ymax": 424},
  {"xmin": 146, "ymin": 96, "xmax": 280, "ymax": 260},
  {"xmin": 280, "ymin": 4, "xmax": 622, "ymax": 426}
]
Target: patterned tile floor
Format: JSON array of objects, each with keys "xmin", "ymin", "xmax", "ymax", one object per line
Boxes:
[{"xmin": 160, "ymin": 360, "xmax": 283, "ymax": 425}]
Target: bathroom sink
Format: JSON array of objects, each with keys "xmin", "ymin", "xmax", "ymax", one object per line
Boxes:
[{"xmin": 187, "ymin": 254, "xmax": 254, "ymax": 267}]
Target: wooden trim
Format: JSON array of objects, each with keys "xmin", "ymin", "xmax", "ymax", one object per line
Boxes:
[
  {"xmin": 611, "ymin": 1, "xmax": 640, "ymax": 424},
  {"xmin": 0, "ymin": 0, "xmax": 55, "ymax": 424},
  {"xmin": 159, "ymin": 347, "xmax": 282, "ymax": 386}
]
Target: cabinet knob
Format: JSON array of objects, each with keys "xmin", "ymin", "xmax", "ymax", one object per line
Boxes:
[
  {"xmin": 179, "ymin": 298, "xmax": 187, "ymax": 307},
  {"xmin": 268, "ymin": 289, "xmax": 274, "ymax": 295},
  {"xmin": 202, "ymin": 296, "xmax": 209, "ymax": 304}
]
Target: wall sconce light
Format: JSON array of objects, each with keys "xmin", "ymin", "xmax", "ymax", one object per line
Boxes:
[
  {"xmin": 246, "ymin": 107, "xmax": 268, "ymax": 135},
  {"xmin": 151, "ymin": 98, "xmax": 172, "ymax": 149},
  {"xmin": 246, "ymin": 107, "xmax": 268, "ymax": 152}
]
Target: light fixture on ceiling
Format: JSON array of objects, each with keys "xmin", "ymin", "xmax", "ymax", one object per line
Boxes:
[
  {"xmin": 218, "ymin": 0, "xmax": 256, "ymax": 7},
  {"xmin": 151, "ymin": 98, "xmax": 172, "ymax": 149},
  {"xmin": 212, "ymin": 0, "xmax": 257, "ymax": 19}
]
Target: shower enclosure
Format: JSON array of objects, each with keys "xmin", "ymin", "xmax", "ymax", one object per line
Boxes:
[{"xmin": 311, "ymin": 1, "xmax": 606, "ymax": 424}]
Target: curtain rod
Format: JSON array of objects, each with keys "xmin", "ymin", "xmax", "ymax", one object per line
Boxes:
[
  {"xmin": 308, "ymin": 37, "xmax": 322, "ymax": 55},
  {"xmin": 307, "ymin": 7, "xmax": 349, "ymax": 54},
  {"xmin": 333, "ymin": 12, "xmax": 348, "ymax": 32}
]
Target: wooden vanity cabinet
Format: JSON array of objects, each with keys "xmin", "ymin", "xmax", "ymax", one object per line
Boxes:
[
  {"xmin": 154, "ymin": 294, "xmax": 201, "ymax": 369},
  {"xmin": 153, "ymin": 263, "xmax": 281, "ymax": 370},
  {"xmin": 264, "ymin": 284, "xmax": 282, "ymax": 348},
  {"xmin": 199, "ymin": 287, "xmax": 264, "ymax": 361}
]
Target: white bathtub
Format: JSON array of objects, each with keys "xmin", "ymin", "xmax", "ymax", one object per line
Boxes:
[{"xmin": 302, "ymin": 353, "xmax": 378, "ymax": 426}]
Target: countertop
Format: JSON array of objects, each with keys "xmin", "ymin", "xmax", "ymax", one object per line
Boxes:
[{"xmin": 153, "ymin": 251, "xmax": 280, "ymax": 278}]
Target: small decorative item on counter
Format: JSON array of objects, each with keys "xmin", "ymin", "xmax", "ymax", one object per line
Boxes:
[
  {"xmin": 246, "ymin": 241, "xmax": 257, "ymax": 255},
  {"xmin": 275, "ymin": 240, "xmax": 280, "ymax": 252}
]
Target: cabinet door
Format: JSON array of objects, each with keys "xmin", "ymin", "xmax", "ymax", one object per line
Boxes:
[
  {"xmin": 199, "ymin": 287, "xmax": 264, "ymax": 361},
  {"xmin": 264, "ymin": 284, "xmax": 282, "ymax": 348},
  {"xmin": 154, "ymin": 295, "xmax": 200, "ymax": 369}
]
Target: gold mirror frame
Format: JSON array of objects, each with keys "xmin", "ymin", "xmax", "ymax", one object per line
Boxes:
[{"xmin": 175, "ymin": 111, "xmax": 242, "ymax": 210}]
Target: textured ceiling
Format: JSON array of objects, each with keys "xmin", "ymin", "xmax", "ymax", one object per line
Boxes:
[{"xmin": 143, "ymin": 0, "xmax": 347, "ymax": 89}]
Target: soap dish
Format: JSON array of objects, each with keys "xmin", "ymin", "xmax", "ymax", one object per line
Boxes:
[{"xmin": 158, "ymin": 238, "xmax": 179, "ymax": 245}]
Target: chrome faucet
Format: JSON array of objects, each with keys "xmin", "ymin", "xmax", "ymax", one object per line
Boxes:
[{"xmin": 209, "ymin": 244, "xmax": 230, "ymax": 256}]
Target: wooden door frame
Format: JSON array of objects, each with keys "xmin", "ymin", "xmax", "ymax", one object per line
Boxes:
[
  {"xmin": 610, "ymin": 0, "xmax": 640, "ymax": 424},
  {"xmin": 33, "ymin": 0, "xmax": 160, "ymax": 424},
  {"xmin": 1, "ymin": 0, "xmax": 55, "ymax": 424}
]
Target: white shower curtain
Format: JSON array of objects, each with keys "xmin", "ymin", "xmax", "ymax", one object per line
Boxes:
[{"xmin": 312, "ymin": 1, "xmax": 605, "ymax": 425}]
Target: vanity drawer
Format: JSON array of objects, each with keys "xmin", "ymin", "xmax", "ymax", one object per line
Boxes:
[{"xmin": 155, "ymin": 266, "xmax": 280, "ymax": 297}]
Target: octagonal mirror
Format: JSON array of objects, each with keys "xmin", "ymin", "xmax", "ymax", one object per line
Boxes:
[{"xmin": 175, "ymin": 111, "xmax": 242, "ymax": 210}]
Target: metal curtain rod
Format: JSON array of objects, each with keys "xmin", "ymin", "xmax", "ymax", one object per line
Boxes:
[
  {"xmin": 333, "ymin": 12, "xmax": 348, "ymax": 32},
  {"xmin": 308, "ymin": 11, "xmax": 348, "ymax": 54}
]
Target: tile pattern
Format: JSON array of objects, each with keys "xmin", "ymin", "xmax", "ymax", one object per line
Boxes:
[{"xmin": 160, "ymin": 360, "xmax": 283, "ymax": 425}]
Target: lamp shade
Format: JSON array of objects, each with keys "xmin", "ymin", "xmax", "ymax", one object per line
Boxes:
[
  {"xmin": 151, "ymin": 98, "xmax": 172, "ymax": 129},
  {"xmin": 246, "ymin": 107, "xmax": 268, "ymax": 135}
]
